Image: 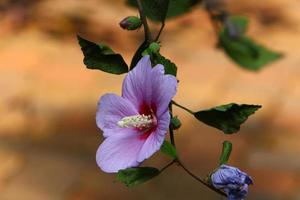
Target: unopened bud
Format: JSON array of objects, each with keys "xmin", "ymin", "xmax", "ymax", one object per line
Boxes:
[
  {"xmin": 224, "ymin": 18, "xmax": 241, "ymax": 39},
  {"xmin": 170, "ymin": 116, "xmax": 181, "ymax": 130},
  {"xmin": 149, "ymin": 42, "xmax": 160, "ymax": 53},
  {"xmin": 142, "ymin": 42, "xmax": 161, "ymax": 56},
  {"xmin": 119, "ymin": 16, "xmax": 142, "ymax": 30}
]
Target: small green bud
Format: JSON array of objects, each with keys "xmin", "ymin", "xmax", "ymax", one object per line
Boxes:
[
  {"xmin": 142, "ymin": 42, "xmax": 161, "ymax": 56},
  {"xmin": 119, "ymin": 16, "xmax": 142, "ymax": 30},
  {"xmin": 149, "ymin": 42, "xmax": 160, "ymax": 53},
  {"xmin": 170, "ymin": 116, "xmax": 181, "ymax": 130}
]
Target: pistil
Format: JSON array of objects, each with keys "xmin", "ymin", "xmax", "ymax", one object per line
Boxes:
[{"xmin": 117, "ymin": 114, "xmax": 154, "ymax": 129}]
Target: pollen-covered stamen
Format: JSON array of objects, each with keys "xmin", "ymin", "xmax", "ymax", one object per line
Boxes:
[{"xmin": 117, "ymin": 114, "xmax": 155, "ymax": 129}]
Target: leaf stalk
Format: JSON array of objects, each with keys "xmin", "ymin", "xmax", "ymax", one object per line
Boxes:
[{"xmin": 171, "ymin": 100, "xmax": 194, "ymax": 115}]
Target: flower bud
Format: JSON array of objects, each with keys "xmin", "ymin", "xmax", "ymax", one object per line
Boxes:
[
  {"xmin": 142, "ymin": 42, "xmax": 161, "ymax": 56},
  {"xmin": 170, "ymin": 116, "xmax": 181, "ymax": 130},
  {"xmin": 224, "ymin": 18, "xmax": 241, "ymax": 39},
  {"xmin": 149, "ymin": 42, "xmax": 160, "ymax": 53},
  {"xmin": 119, "ymin": 16, "xmax": 142, "ymax": 30},
  {"xmin": 210, "ymin": 165, "xmax": 253, "ymax": 200}
]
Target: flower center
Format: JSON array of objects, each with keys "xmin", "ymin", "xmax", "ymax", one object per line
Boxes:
[{"xmin": 117, "ymin": 114, "xmax": 155, "ymax": 130}]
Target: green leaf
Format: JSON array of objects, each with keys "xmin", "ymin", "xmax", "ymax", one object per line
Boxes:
[
  {"xmin": 194, "ymin": 103, "xmax": 262, "ymax": 134},
  {"xmin": 161, "ymin": 140, "xmax": 177, "ymax": 159},
  {"xmin": 151, "ymin": 53, "xmax": 177, "ymax": 76},
  {"xmin": 131, "ymin": 42, "xmax": 177, "ymax": 76},
  {"xmin": 219, "ymin": 141, "xmax": 232, "ymax": 165},
  {"xmin": 117, "ymin": 167, "xmax": 160, "ymax": 187},
  {"xmin": 77, "ymin": 35, "xmax": 128, "ymax": 74},
  {"xmin": 127, "ymin": 0, "xmax": 169, "ymax": 22},
  {"xmin": 127, "ymin": 0, "xmax": 200, "ymax": 22},
  {"xmin": 130, "ymin": 41, "xmax": 149, "ymax": 70},
  {"xmin": 219, "ymin": 16, "xmax": 283, "ymax": 71},
  {"xmin": 167, "ymin": 0, "xmax": 200, "ymax": 19},
  {"xmin": 134, "ymin": 42, "xmax": 177, "ymax": 76},
  {"xmin": 219, "ymin": 35, "xmax": 283, "ymax": 71}
]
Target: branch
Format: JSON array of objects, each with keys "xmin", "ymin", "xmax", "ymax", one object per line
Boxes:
[
  {"xmin": 169, "ymin": 103, "xmax": 176, "ymax": 147},
  {"xmin": 168, "ymin": 101, "xmax": 226, "ymax": 197},
  {"xmin": 160, "ymin": 160, "xmax": 176, "ymax": 173},
  {"xmin": 177, "ymin": 160, "xmax": 227, "ymax": 197},
  {"xmin": 136, "ymin": 0, "xmax": 153, "ymax": 42},
  {"xmin": 155, "ymin": 22, "xmax": 165, "ymax": 41}
]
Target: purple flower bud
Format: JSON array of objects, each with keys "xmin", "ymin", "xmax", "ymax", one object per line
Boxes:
[
  {"xmin": 119, "ymin": 16, "xmax": 142, "ymax": 30},
  {"xmin": 211, "ymin": 165, "xmax": 253, "ymax": 200}
]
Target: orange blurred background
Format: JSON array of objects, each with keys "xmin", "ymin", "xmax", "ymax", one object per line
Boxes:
[{"xmin": 0, "ymin": 0, "xmax": 300, "ymax": 199}]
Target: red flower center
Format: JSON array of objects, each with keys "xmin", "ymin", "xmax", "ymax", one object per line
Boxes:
[{"xmin": 138, "ymin": 102, "xmax": 157, "ymax": 140}]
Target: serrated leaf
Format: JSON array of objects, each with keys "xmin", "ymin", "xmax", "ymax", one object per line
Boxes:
[
  {"xmin": 219, "ymin": 35, "xmax": 283, "ymax": 70},
  {"xmin": 219, "ymin": 16, "xmax": 283, "ymax": 71},
  {"xmin": 133, "ymin": 43, "xmax": 177, "ymax": 76},
  {"xmin": 219, "ymin": 141, "xmax": 232, "ymax": 165},
  {"xmin": 151, "ymin": 53, "xmax": 177, "ymax": 76},
  {"xmin": 161, "ymin": 140, "xmax": 177, "ymax": 159},
  {"xmin": 77, "ymin": 35, "xmax": 128, "ymax": 74},
  {"xmin": 117, "ymin": 167, "xmax": 160, "ymax": 187},
  {"xmin": 130, "ymin": 41, "xmax": 149, "ymax": 70},
  {"xmin": 194, "ymin": 103, "xmax": 262, "ymax": 134},
  {"xmin": 127, "ymin": 0, "xmax": 200, "ymax": 22}
]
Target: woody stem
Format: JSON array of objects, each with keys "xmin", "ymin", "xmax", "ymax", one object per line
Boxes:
[
  {"xmin": 169, "ymin": 103, "xmax": 176, "ymax": 147},
  {"xmin": 136, "ymin": 0, "xmax": 153, "ymax": 42}
]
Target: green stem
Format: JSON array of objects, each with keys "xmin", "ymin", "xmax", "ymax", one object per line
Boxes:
[
  {"xmin": 171, "ymin": 100, "xmax": 194, "ymax": 115},
  {"xmin": 136, "ymin": 0, "xmax": 153, "ymax": 42}
]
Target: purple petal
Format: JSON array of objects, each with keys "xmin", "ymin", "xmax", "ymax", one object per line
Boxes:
[
  {"xmin": 228, "ymin": 185, "xmax": 248, "ymax": 200},
  {"xmin": 96, "ymin": 131, "xmax": 145, "ymax": 173},
  {"xmin": 122, "ymin": 56, "xmax": 178, "ymax": 116},
  {"xmin": 151, "ymin": 64, "xmax": 177, "ymax": 118},
  {"xmin": 96, "ymin": 93, "xmax": 138, "ymax": 137},
  {"xmin": 245, "ymin": 176, "xmax": 253, "ymax": 185},
  {"xmin": 137, "ymin": 111, "xmax": 170, "ymax": 162},
  {"xmin": 122, "ymin": 56, "xmax": 153, "ymax": 109}
]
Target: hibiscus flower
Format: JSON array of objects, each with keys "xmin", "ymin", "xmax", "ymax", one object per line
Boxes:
[{"xmin": 96, "ymin": 56, "xmax": 178, "ymax": 173}]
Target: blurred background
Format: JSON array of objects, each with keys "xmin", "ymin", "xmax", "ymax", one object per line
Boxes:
[{"xmin": 0, "ymin": 0, "xmax": 300, "ymax": 199}]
